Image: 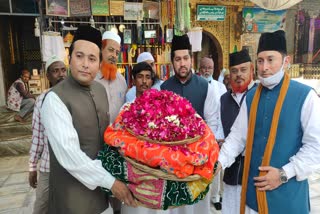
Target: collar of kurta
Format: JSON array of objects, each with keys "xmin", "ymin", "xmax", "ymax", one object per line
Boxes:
[
  {"xmin": 173, "ymin": 73, "xmax": 193, "ymax": 85},
  {"xmin": 69, "ymin": 75, "xmax": 91, "ymax": 91}
]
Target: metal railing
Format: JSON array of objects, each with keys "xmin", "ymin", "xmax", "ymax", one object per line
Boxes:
[{"xmin": 287, "ymin": 63, "xmax": 320, "ymax": 79}]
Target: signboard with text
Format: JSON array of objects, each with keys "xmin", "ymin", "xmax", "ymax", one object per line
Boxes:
[{"xmin": 197, "ymin": 5, "xmax": 226, "ymax": 21}]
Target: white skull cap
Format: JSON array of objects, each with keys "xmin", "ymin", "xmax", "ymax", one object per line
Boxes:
[
  {"xmin": 137, "ymin": 52, "xmax": 154, "ymax": 63},
  {"xmin": 102, "ymin": 31, "xmax": 121, "ymax": 44},
  {"xmin": 45, "ymin": 55, "xmax": 64, "ymax": 71}
]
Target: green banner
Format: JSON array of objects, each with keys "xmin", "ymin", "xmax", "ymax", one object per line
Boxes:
[
  {"xmin": 197, "ymin": 5, "xmax": 226, "ymax": 21},
  {"xmin": 91, "ymin": 0, "xmax": 109, "ymax": 16}
]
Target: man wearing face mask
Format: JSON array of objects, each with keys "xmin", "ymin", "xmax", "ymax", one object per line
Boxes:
[
  {"xmin": 215, "ymin": 30, "xmax": 320, "ymax": 214},
  {"xmin": 199, "ymin": 56, "xmax": 226, "ymax": 210},
  {"xmin": 199, "ymin": 57, "xmax": 227, "ymax": 96},
  {"xmin": 95, "ymin": 31, "xmax": 127, "ymax": 124}
]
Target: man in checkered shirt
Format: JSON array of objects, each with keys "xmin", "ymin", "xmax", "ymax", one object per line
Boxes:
[{"xmin": 28, "ymin": 55, "xmax": 67, "ymax": 214}]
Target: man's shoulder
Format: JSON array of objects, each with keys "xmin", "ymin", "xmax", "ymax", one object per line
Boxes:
[
  {"xmin": 220, "ymin": 90, "xmax": 232, "ymax": 100},
  {"xmin": 91, "ymin": 80, "xmax": 108, "ymax": 93},
  {"xmin": 247, "ymin": 83, "xmax": 258, "ymax": 96},
  {"xmin": 290, "ymin": 79, "xmax": 312, "ymax": 91},
  {"xmin": 216, "ymin": 80, "xmax": 226, "ymax": 88},
  {"xmin": 35, "ymin": 91, "xmax": 49, "ymax": 106},
  {"xmin": 161, "ymin": 76, "xmax": 176, "ymax": 89},
  {"xmin": 193, "ymin": 74, "xmax": 207, "ymax": 83},
  {"xmin": 116, "ymin": 72, "xmax": 127, "ymax": 86}
]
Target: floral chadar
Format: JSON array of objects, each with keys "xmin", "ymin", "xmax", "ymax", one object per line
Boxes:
[{"xmin": 98, "ymin": 89, "xmax": 219, "ymax": 209}]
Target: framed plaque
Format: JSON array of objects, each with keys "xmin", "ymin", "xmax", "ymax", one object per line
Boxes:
[
  {"xmin": 91, "ymin": 0, "xmax": 109, "ymax": 16},
  {"xmin": 69, "ymin": 0, "xmax": 91, "ymax": 16},
  {"xmin": 46, "ymin": 0, "xmax": 69, "ymax": 17}
]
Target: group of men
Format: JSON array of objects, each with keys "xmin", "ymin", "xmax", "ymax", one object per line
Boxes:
[{"xmin": 22, "ymin": 24, "xmax": 320, "ymax": 214}]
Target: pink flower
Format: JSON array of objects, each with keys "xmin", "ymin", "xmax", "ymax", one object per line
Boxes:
[{"xmin": 122, "ymin": 89, "xmax": 205, "ymax": 142}]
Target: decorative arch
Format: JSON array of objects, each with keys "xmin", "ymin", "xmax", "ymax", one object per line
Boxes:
[{"xmin": 201, "ymin": 30, "xmax": 224, "ymax": 79}]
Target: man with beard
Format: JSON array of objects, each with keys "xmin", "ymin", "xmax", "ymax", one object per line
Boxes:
[
  {"xmin": 160, "ymin": 34, "xmax": 221, "ymax": 214},
  {"xmin": 95, "ymin": 31, "xmax": 127, "ymax": 123},
  {"xmin": 199, "ymin": 56, "xmax": 226, "ymax": 210},
  {"xmin": 219, "ymin": 49, "xmax": 254, "ymax": 214},
  {"xmin": 40, "ymin": 25, "xmax": 136, "ymax": 214},
  {"xmin": 216, "ymin": 30, "xmax": 320, "ymax": 214},
  {"xmin": 29, "ymin": 55, "xmax": 67, "ymax": 214},
  {"xmin": 199, "ymin": 57, "xmax": 226, "ymax": 96}
]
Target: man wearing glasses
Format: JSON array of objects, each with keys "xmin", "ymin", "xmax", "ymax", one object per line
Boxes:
[
  {"xmin": 95, "ymin": 31, "xmax": 127, "ymax": 124},
  {"xmin": 199, "ymin": 56, "xmax": 226, "ymax": 210}
]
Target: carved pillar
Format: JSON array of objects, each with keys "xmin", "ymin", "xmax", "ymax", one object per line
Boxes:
[{"xmin": 307, "ymin": 11, "xmax": 319, "ymax": 63}]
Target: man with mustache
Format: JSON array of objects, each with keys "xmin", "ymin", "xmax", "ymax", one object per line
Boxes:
[
  {"xmin": 125, "ymin": 52, "xmax": 163, "ymax": 102},
  {"xmin": 28, "ymin": 55, "xmax": 67, "ymax": 214},
  {"xmin": 95, "ymin": 31, "xmax": 127, "ymax": 123},
  {"xmin": 160, "ymin": 34, "xmax": 221, "ymax": 214},
  {"xmin": 199, "ymin": 56, "xmax": 226, "ymax": 211},
  {"xmin": 199, "ymin": 57, "xmax": 226, "ymax": 95},
  {"xmin": 216, "ymin": 30, "xmax": 320, "ymax": 214},
  {"xmin": 219, "ymin": 49, "xmax": 254, "ymax": 214}
]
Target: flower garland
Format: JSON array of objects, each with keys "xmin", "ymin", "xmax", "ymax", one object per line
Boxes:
[{"xmin": 122, "ymin": 89, "xmax": 206, "ymax": 142}]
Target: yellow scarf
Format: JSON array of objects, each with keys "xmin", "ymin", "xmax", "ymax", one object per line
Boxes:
[{"xmin": 240, "ymin": 73, "xmax": 290, "ymax": 214}]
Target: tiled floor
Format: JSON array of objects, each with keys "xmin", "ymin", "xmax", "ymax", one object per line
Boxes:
[{"xmin": 0, "ymin": 155, "xmax": 319, "ymax": 214}]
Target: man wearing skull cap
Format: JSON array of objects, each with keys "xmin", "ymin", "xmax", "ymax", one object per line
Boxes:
[
  {"xmin": 28, "ymin": 55, "xmax": 67, "ymax": 214},
  {"xmin": 95, "ymin": 31, "xmax": 127, "ymax": 123},
  {"xmin": 216, "ymin": 30, "xmax": 320, "ymax": 214},
  {"xmin": 40, "ymin": 25, "xmax": 136, "ymax": 214},
  {"xmin": 220, "ymin": 49, "xmax": 255, "ymax": 214}
]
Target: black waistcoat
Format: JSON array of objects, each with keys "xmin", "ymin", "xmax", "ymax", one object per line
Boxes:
[
  {"xmin": 220, "ymin": 91, "xmax": 245, "ymax": 185},
  {"xmin": 161, "ymin": 74, "xmax": 208, "ymax": 118},
  {"xmin": 48, "ymin": 76, "xmax": 110, "ymax": 214}
]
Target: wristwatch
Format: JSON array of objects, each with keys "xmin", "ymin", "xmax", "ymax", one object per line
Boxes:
[{"xmin": 279, "ymin": 168, "xmax": 288, "ymax": 183}]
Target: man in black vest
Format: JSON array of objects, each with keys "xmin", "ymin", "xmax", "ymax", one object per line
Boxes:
[
  {"xmin": 161, "ymin": 34, "xmax": 222, "ymax": 214},
  {"xmin": 220, "ymin": 49, "xmax": 254, "ymax": 214},
  {"xmin": 40, "ymin": 25, "xmax": 136, "ymax": 214}
]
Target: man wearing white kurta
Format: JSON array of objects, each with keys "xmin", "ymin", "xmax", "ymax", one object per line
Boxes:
[
  {"xmin": 161, "ymin": 34, "xmax": 222, "ymax": 214},
  {"xmin": 220, "ymin": 49, "xmax": 254, "ymax": 214},
  {"xmin": 199, "ymin": 56, "xmax": 226, "ymax": 210},
  {"xmin": 95, "ymin": 31, "xmax": 127, "ymax": 123},
  {"xmin": 216, "ymin": 30, "xmax": 320, "ymax": 214},
  {"xmin": 40, "ymin": 25, "xmax": 136, "ymax": 214}
]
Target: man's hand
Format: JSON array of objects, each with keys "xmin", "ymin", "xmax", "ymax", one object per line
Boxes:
[
  {"xmin": 214, "ymin": 161, "xmax": 222, "ymax": 176},
  {"xmin": 254, "ymin": 166, "xmax": 282, "ymax": 191},
  {"xmin": 29, "ymin": 171, "xmax": 37, "ymax": 188},
  {"xmin": 111, "ymin": 180, "xmax": 137, "ymax": 207}
]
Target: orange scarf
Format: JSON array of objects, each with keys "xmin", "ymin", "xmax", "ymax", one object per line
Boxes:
[{"xmin": 240, "ymin": 73, "xmax": 290, "ymax": 214}]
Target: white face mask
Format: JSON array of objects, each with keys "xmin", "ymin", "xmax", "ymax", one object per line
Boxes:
[
  {"xmin": 258, "ymin": 57, "xmax": 286, "ymax": 89},
  {"xmin": 202, "ymin": 75, "xmax": 213, "ymax": 83}
]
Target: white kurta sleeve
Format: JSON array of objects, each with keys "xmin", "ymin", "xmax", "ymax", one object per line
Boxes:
[
  {"xmin": 283, "ymin": 90, "xmax": 320, "ymax": 180},
  {"xmin": 218, "ymin": 101, "xmax": 248, "ymax": 169},
  {"xmin": 204, "ymin": 83, "xmax": 223, "ymax": 138},
  {"xmin": 41, "ymin": 92, "xmax": 115, "ymax": 190}
]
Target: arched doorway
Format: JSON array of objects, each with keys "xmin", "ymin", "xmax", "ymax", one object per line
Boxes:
[{"xmin": 196, "ymin": 31, "xmax": 223, "ymax": 80}]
